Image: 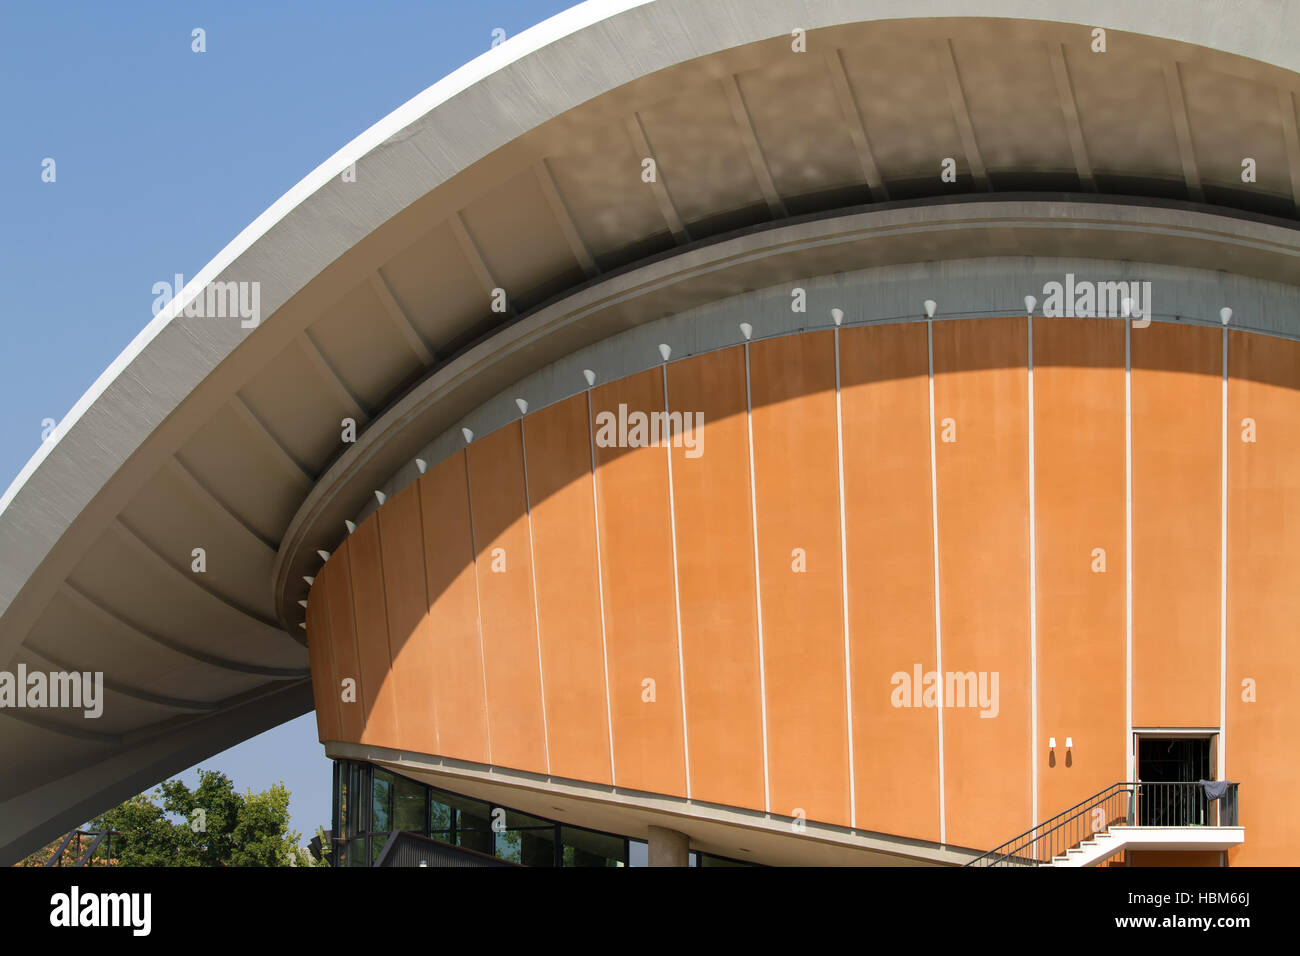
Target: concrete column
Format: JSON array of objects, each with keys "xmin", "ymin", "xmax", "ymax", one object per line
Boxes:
[{"xmin": 646, "ymin": 826, "xmax": 689, "ymax": 866}]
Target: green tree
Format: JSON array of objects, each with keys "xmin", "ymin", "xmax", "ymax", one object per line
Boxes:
[{"xmin": 82, "ymin": 769, "xmax": 304, "ymax": 867}]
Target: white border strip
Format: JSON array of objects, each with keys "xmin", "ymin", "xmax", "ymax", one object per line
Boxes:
[
  {"xmin": 585, "ymin": 390, "xmax": 618, "ymax": 787},
  {"xmin": 1219, "ymin": 325, "xmax": 1228, "ymax": 780},
  {"xmin": 1027, "ymin": 316, "xmax": 1040, "ymax": 827},
  {"xmin": 743, "ymin": 342, "xmax": 773, "ymax": 814},
  {"xmin": 661, "ymin": 364, "xmax": 693, "ymax": 799},
  {"xmin": 517, "ymin": 417, "xmax": 552, "ymax": 775},
  {"xmin": 1125, "ymin": 319, "xmax": 1134, "ymax": 781},
  {"xmin": 927, "ymin": 319, "xmax": 947, "ymax": 845},
  {"xmin": 833, "ymin": 327, "xmax": 858, "ymax": 829},
  {"xmin": 462, "ymin": 450, "xmax": 494, "ymax": 765}
]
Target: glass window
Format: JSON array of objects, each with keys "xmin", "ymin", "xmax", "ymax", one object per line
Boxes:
[
  {"xmin": 338, "ymin": 769, "xmax": 351, "ymax": 838},
  {"xmin": 446, "ymin": 792, "xmax": 494, "ymax": 855},
  {"xmin": 501, "ymin": 808, "xmax": 550, "ymax": 830},
  {"xmin": 456, "ymin": 828, "xmax": 493, "ymax": 856},
  {"xmin": 333, "ymin": 761, "xmax": 634, "ymax": 867},
  {"xmin": 372, "ymin": 769, "xmax": 394, "ymax": 833},
  {"xmin": 629, "ymin": 839, "xmax": 648, "ymax": 867},
  {"xmin": 430, "ymin": 795, "xmax": 453, "ymax": 832},
  {"xmin": 393, "ymin": 775, "xmax": 425, "ymax": 833},
  {"xmin": 347, "ymin": 838, "xmax": 368, "ymax": 868},
  {"xmin": 496, "ymin": 826, "xmax": 557, "ymax": 866},
  {"xmin": 562, "ymin": 826, "xmax": 626, "ymax": 867}
]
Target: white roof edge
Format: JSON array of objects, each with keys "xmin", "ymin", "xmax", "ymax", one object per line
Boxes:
[
  {"xmin": 3, "ymin": 0, "xmax": 1298, "ymax": 567},
  {"xmin": 0, "ymin": 0, "xmax": 655, "ymax": 517}
]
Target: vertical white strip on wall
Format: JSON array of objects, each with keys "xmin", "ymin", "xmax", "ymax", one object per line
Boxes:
[
  {"xmin": 1125, "ymin": 319, "xmax": 1133, "ymax": 781},
  {"xmin": 414, "ymin": 491, "xmax": 441, "ymax": 755},
  {"xmin": 462, "ymin": 451, "xmax": 494, "ymax": 764},
  {"xmin": 1219, "ymin": 325, "xmax": 1228, "ymax": 781},
  {"xmin": 833, "ymin": 326, "xmax": 858, "ymax": 829},
  {"xmin": 517, "ymin": 417, "xmax": 552, "ymax": 775},
  {"xmin": 927, "ymin": 319, "xmax": 947, "ymax": 844},
  {"xmin": 1027, "ymin": 317, "xmax": 1039, "ymax": 828},
  {"xmin": 370, "ymin": 522, "xmax": 401, "ymax": 742},
  {"xmin": 661, "ymin": 364, "xmax": 692, "ymax": 799},
  {"xmin": 343, "ymin": 548, "xmax": 369, "ymax": 743},
  {"xmin": 585, "ymin": 390, "xmax": 618, "ymax": 786},
  {"xmin": 743, "ymin": 341, "xmax": 773, "ymax": 814}
]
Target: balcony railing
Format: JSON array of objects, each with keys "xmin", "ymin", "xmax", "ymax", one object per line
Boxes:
[
  {"xmin": 966, "ymin": 780, "xmax": 1240, "ymax": 867},
  {"xmin": 1134, "ymin": 781, "xmax": 1238, "ymax": 828}
]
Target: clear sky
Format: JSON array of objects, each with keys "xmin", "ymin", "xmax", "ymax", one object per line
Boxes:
[{"xmin": 1, "ymin": 0, "xmax": 576, "ymax": 845}]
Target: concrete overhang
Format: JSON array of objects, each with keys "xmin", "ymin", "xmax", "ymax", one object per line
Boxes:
[{"xmin": 5, "ymin": 0, "xmax": 1300, "ymax": 863}]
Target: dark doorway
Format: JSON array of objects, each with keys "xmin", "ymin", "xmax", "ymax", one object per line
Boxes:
[{"xmin": 1136, "ymin": 736, "xmax": 1213, "ymax": 826}]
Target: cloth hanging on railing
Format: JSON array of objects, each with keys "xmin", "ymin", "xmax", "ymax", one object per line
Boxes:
[{"xmin": 1200, "ymin": 780, "xmax": 1233, "ymax": 800}]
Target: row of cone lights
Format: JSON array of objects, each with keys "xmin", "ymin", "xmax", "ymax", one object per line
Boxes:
[{"xmin": 297, "ymin": 299, "xmax": 1234, "ymax": 629}]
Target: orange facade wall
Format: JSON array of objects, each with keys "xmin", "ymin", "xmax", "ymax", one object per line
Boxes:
[
  {"xmin": 590, "ymin": 369, "xmax": 688, "ymax": 796},
  {"xmin": 347, "ymin": 519, "xmax": 400, "ymax": 748},
  {"xmin": 522, "ymin": 393, "xmax": 614, "ymax": 787},
  {"xmin": 1032, "ymin": 317, "xmax": 1127, "ymax": 822},
  {"xmin": 931, "ymin": 317, "xmax": 1033, "ymax": 851},
  {"xmin": 320, "ymin": 536, "xmax": 366, "ymax": 745},
  {"xmin": 304, "ymin": 566, "xmax": 340, "ymax": 744},
  {"xmin": 838, "ymin": 322, "xmax": 941, "ymax": 842},
  {"xmin": 378, "ymin": 484, "xmax": 437, "ymax": 756},
  {"xmin": 1226, "ymin": 331, "xmax": 1300, "ymax": 866},
  {"xmin": 1131, "ymin": 323, "xmax": 1221, "ymax": 727},
  {"xmin": 466, "ymin": 423, "xmax": 548, "ymax": 776},
  {"xmin": 747, "ymin": 332, "xmax": 851, "ymax": 827},
  {"xmin": 302, "ymin": 319, "xmax": 1300, "ymax": 864},
  {"xmin": 419, "ymin": 450, "xmax": 489, "ymax": 764},
  {"xmin": 666, "ymin": 348, "xmax": 767, "ymax": 812}
]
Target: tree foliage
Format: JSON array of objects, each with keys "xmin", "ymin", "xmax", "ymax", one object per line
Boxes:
[{"xmin": 78, "ymin": 769, "xmax": 304, "ymax": 866}]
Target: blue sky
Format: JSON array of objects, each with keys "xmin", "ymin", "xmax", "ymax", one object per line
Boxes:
[{"xmin": 1, "ymin": 0, "xmax": 575, "ymax": 845}]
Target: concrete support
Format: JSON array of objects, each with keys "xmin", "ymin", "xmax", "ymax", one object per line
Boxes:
[{"xmin": 647, "ymin": 826, "xmax": 689, "ymax": 866}]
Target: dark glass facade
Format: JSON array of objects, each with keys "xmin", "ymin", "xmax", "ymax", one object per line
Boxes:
[{"xmin": 330, "ymin": 760, "xmax": 629, "ymax": 867}]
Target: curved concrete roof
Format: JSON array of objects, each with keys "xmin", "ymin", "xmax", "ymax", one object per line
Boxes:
[{"xmin": 5, "ymin": 0, "xmax": 1300, "ymax": 862}]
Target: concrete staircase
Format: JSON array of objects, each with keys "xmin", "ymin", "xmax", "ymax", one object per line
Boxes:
[
  {"xmin": 1048, "ymin": 825, "xmax": 1246, "ymax": 866},
  {"xmin": 967, "ymin": 783, "xmax": 1245, "ymax": 867},
  {"xmin": 1050, "ymin": 829, "xmax": 1125, "ymax": 866}
]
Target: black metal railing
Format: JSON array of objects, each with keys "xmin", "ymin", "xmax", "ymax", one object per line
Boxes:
[
  {"xmin": 1134, "ymin": 781, "xmax": 1238, "ymax": 828},
  {"xmin": 966, "ymin": 782, "xmax": 1134, "ymax": 867},
  {"xmin": 966, "ymin": 781, "xmax": 1240, "ymax": 867}
]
